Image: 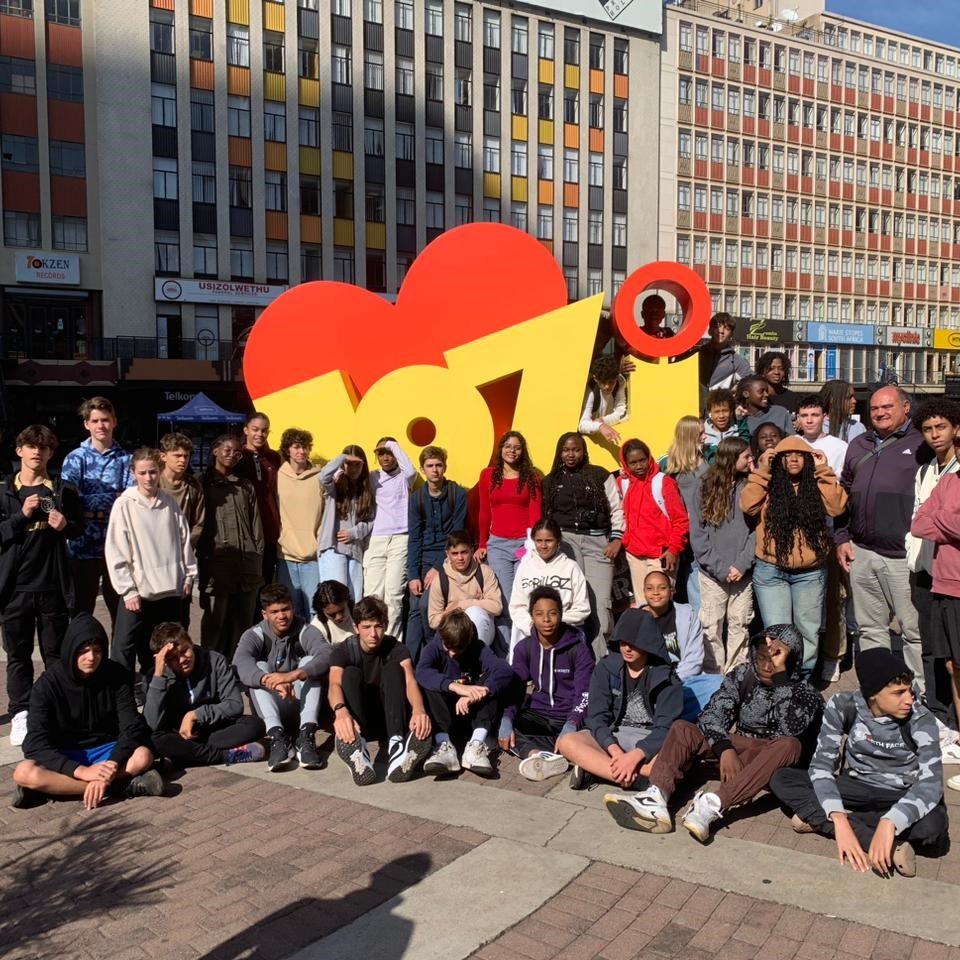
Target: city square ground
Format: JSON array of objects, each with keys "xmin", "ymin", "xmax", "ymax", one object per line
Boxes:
[{"xmin": 1, "ymin": 599, "xmax": 959, "ymax": 960}]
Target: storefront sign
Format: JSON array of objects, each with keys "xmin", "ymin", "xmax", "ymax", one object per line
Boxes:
[
  {"xmin": 803, "ymin": 322, "xmax": 876, "ymax": 346},
  {"xmin": 743, "ymin": 318, "xmax": 796, "ymax": 344},
  {"xmin": 880, "ymin": 326, "xmax": 931, "ymax": 348},
  {"xmin": 933, "ymin": 329, "xmax": 960, "ymax": 351},
  {"xmin": 155, "ymin": 278, "xmax": 288, "ymax": 307},
  {"xmin": 15, "ymin": 252, "xmax": 80, "ymax": 285}
]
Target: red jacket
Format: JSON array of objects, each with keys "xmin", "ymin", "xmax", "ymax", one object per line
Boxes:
[{"xmin": 620, "ymin": 457, "xmax": 689, "ymax": 559}]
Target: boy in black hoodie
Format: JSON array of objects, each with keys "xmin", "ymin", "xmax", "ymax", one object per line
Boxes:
[
  {"xmin": 12, "ymin": 613, "xmax": 161, "ymax": 809},
  {"xmin": 605, "ymin": 623, "xmax": 822, "ymax": 843},
  {"xmin": 559, "ymin": 608, "xmax": 683, "ymax": 790}
]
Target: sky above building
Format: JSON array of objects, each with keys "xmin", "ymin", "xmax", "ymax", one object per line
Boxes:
[{"xmin": 827, "ymin": 1, "xmax": 960, "ymax": 50}]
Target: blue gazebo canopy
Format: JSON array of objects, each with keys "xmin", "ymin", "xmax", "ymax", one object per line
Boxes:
[{"xmin": 158, "ymin": 392, "xmax": 245, "ymax": 423}]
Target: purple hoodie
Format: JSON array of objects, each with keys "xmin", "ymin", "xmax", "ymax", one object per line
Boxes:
[{"xmin": 504, "ymin": 625, "xmax": 594, "ymax": 732}]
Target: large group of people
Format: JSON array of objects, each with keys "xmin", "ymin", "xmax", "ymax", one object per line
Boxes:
[{"xmin": 3, "ymin": 308, "xmax": 958, "ymax": 881}]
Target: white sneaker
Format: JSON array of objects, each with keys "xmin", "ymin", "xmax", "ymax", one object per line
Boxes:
[
  {"xmin": 681, "ymin": 789, "xmax": 723, "ymax": 843},
  {"xmin": 941, "ymin": 743, "xmax": 960, "ymax": 765},
  {"xmin": 517, "ymin": 750, "xmax": 568, "ymax": 781},
  {"xmin": 820, "ymin": 659, "xmax": 841, "ymax": 683},
  {"xmin": 947, "ymin": 773, "xmax": 960, "ymax": 792},
  {"xmin": 936, "ymin": 717, "xmax": 959, "ymax": 749},
  {"xmin": 9, "ymin": 711, "xmax": 27, "ymax": 747},
  {"xmin": 461, "ymin": 739, "xmax": 494, "ymax": 777},
  {"xmin": 423, "ymin": 740, "xmax": 461, "ymax": 776},
  {"xmin": 604, "ymin": 784, "xmax": 672, "ymax": 833}
]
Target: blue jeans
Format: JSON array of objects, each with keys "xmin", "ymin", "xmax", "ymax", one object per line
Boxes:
[
  {"xmin": 317, "ymin": 550, "xmax": 363, "ymax": 603},
  {"xmin": 485, "ymin": 535, "xmax": 523, "ymax": 655},
  {"xmin": 752, "ymin": 559, "xmax": 826, "ymax": 675},
  {"xmin": 277, "ymin": 558, "xmax": 321, "ymax": 622}
]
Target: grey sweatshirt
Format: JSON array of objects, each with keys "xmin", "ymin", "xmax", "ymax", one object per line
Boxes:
[
  {"xmin": 144, "ymin": 647, "xmax": 243, "ymax": 731},
  {"xmin": 688, "ymin": 477, "xmax": 756, "ymax": 581},
  {"xmin": 810, "ymin": 691, "xmax": 943, "ymax": 835},
  {"xmin": 233, "ymin": 618, "xmax": 332, "ymax": 690}
]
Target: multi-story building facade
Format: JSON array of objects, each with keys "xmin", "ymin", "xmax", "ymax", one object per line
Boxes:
[
  {"xmin": 661, "ymin": 0, "xmax": 960, "ymax": 389},
  {"xmin": 0, "ymin": 0, "xmax": 664, "ymax": 441}
]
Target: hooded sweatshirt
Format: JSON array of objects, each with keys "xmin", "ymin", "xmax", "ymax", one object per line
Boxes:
[
  {"xmin": 508, "ymin": 549, "xmax": 591, "ymax": 636},
  {"xmin": 688, "ymin": 475, "xmax": 756, "ymax": 581},
  {"xmin": 740, "ymin": 436, "xmax": 847, "ymax": 569},
  {"xmin": 810, "ymin": 690, "xmax": 942, "ymax": 835},
  {"xmin": 159, "ymin": 472, "xmax": 206, "ymax": 549},
  {"xmin": 318, "ymin": 455, "xmax": 374, "ymax": 561},
  {"xmin": 310, "ymin": 613, "xmax": 356, "ymax": 645},
  {"xmin": 22, "ymin": 614, "xmax": 150, "ymax": 776},
  {"xmin": 911, "ymin": 471, "xmax": 960, "ymax": 598},
  {"xmin": 697, "ymin": 624, "xmax": 823, "ymax": 757},
  {"xmin": 104, "ymin": 487, "xmax": 197, "ymax": 600},
  {"xmin": 699, "ymin": 343, "xmax": 752, "ymax": 390},
  {"xmin": 641, "ymin": 602, "xmax": 704, "ymax": 681},
  {"xmin": 587, "ymin": 609, "xmax": 683, "ymax": 758},
  {"xmin": 620, "ymin": 454, "xmax": 689, "ymax": 560},
  {"xmin": 427, "ymin": 557, "xmax": 503, "ymax": 630},
  {"xmin": 415, "ymin": 634, "xmax": 514, "ymax": 697},
  {"xmin": 144, "ymin": 646, "xmax": 244, "ymax": 732},
  {"xmin": 277, "ymin": 462, "xmax": 324, "ymax": 562},
  {"xmin": 503, "ymin": 624, "xmax": 594, "ymax": 731},
  {"xmin": 233, "ymin": 616, "xmax": 332, "ymax": 690}
]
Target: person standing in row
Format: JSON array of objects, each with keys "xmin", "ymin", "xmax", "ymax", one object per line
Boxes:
[{"xmin": 235, "ymin": 412, "xmax": 281, "ymax": 587}]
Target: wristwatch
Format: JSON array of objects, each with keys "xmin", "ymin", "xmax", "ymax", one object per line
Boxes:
[{"xmin": 332, "ymin": 702, "xmax": 347, "ymax": 712}]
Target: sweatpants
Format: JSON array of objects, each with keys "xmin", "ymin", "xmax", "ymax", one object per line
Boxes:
[
  {"xmin": 249, "ymin": 657, "xmax": 323, "ymax": 732},
  {"xmin": 509, "ymin": 707, "xmax": 567, "ymax": 758},
  {"xmin": 111, "ymin": 595, "xmax": 187, "ymax": 677},
  {"xmin": 650, "ymin": 719, "xmax": 802, "ymax": 810},
  {"xmin": 769, "ymin": 768, "xmax": 949, "ymax": 850},
  {"xmin": 152, "ymin": 715, "xmax": 265, "ymax": 767},
  {"xmin": 363, "ymin": 534, "xmax": 408, "ymax": 639},
  {"xmin": 422, "ymin": 687, "xmax": 502, "ymax": 743},
  {"xmin": 563, "ymin": 532, "xmax": 615, "ymax": 662},
  {"xmin": 340, "ymin": 660, "xmax": 408, "ymax": 742},
  {"xmin": 73, "ymin": 556, "xmax": 120, "ymax": 627},
  {"xmin": 2, "ymin": 590, "xmax": 69, "ymax": 716}
]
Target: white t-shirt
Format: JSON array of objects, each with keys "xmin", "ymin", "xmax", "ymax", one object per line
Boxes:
[{"xmin": 802, "ymin": 434, "xmax": 847, "ymax": 476}]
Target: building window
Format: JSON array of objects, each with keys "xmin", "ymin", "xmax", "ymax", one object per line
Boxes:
[
  {"xmin": 153, "ymin": 157, "xmax": 178, "ymax": 199},
  {"xmin": 264, "ymin": 33, "xmax": 285, "ymax": 73},
  {"xmin": 396, "ymin": 189, "xmax": 415, "ymax": 225},
  {"xmin": 155, "ymin": 231, "xmax": 180, "ymax": 275},
  {"xmin": 614, "ymin": 38, "xmax": 628, "ymax": 74},
  {"xmin": 229, "ymin": 166, "xmax": 252, "ymax": 207},
  {"xmin": 334, "ymin": 248, "xmax": 355, "ymax": 283},
  {"xmin": 612, "ymin": 213, "xmax": 626, "ymax": 247},
  {"xmin": 365, "ymin": 184, "xmax": 385, "ymax": 222},
  {"xmin": 588, "ymin": 211, "xmax": 602, "ymax": 245},
  {"xmin": 231, "ymin": 239, "xmax": 254, "ymax": 280},
  {"xmin": 426, "ymin": 64, "xmax": 443, "ymax": 100},
  {"xmin": 511, "ymin": 141, "xmax": 527, "ymax": 177},
  {"xmin": 483, "ymin": 10, "xmax": 500, "ymax": 48},
  {"xmin": 563, "ymin": 91, "xmax": 578, "ymax": 124},
  {"xmin": 564, "ymin": 269, "xmax": 578, "ymax": 300},
  {"xmin": 266, "ymin": 242, "xmax": 288, "ymax": 282},
  {"xmin": 484, "ymin": 75, "xmax": 500, "ymax": 112},
  {"xmin": 588, "ymin": 153, "xmax": 602, "ymax": 187},
  {"xmin": 334, "ymin": 180, "xmax": 353, "ymax": 218},
  {"xmin": 299, "ymin": 41, "xmax": 319, "ymax": 80},
  {"xmin": 193, "ymin": 235, "xmax": 217, "ymax": 276},
  {"xmin": 396, "ymin": 123, "xmax": 414, "ymax": 160},
  {"xmin": 613, "ymin": 101, "xmax": 627, "ymax": 133},
  {"xmin": 300, "ymin": 175, "xmax": 320, "ymax": 215},
  {"xmin": 613, "ymin": 157, "xmax": 626, "ymax": 190},
  {"xmin": 264, "ymin": 102, "xmax": 286, "ymax": 142},
  {"xmin": 564, "ymin": 28, "xmax": 580, "ymax": 65},
  {"xmin": 332, "ymin": 45, "xmax": 352, "ymax": 84},
  {"xmin": 537, "ymin": 204, "xmax": 553, "ymax": 239},
  {"xmin": 228, "ymin": 25, "xmax": 250, "ymax": 67},
  {"xmin": 47, "ymin": 63, "xmax": 82, "ymax": 102},
  {"xmin": 3, "ymin": 211, "xmax": 40, "ymax": 247},
  {"xmin": 538, "ymin": 85, "xmax": 553, "ymax": 120},
  {"xmin": 333, "ymin": 0, "xmax": 351, "ymax": 15},
  {"xmin": 52, "ymin": 215, "xmax": 87, "ymax": 251},
  {"xmin": 589, "ymin": 94, "xmax": 603, "ymax": 128},
  {"xmin": 589, "ymin": 35, "xmax": 604, "ymax": 70},
  {"xmin": 563, "ymin": 149, "xmax": 578, "ymax": 183},
  {"xmin": 227, "ymin": 96, "xmax": 251, "ymax": 137},
  {"xmin": 538, "ymin": 144, "xmax": 553, "ymax": 179},
  {"xmin": 425, "ymin": 0, "xmax": 442, "ymax": 36},
  {"xmin": 511, "ymin": 77, "xmax": 527, "ymax": 114},
  {"xmin": 395, "ymin": 0, "xmax": 413, "ymax": 30},
  {"xmin": 455, "ymin": 133, "xmax": 471, "ymax": 168},
  {"xmin": 455, "ymin": 69, "xmax": 471, "ymax": 106},
  {"xmin": 1, "ymin": 133, "xmax": 38, "ymax": 171},
  {"xmin": 512, "ymin": 17, "xmax": 528, "ymax": 55},
  {"xmin": 149, "ymin": 10, "xmax": 173, "ymax": 53},
  {"xmin": 455, "ymin": 3, "xmax": 472, "ymax": 42},
  {"xmin": 45, "ymin": 0, "xmax": 78, "ymax": 25},
  {"xmin": 365, "ymin": 121, "xmax": 384, "ymax": 156},
  {"xmin": 0, "ymin": 0, "xmax": 33, "ymax": 18},
  {"xmin": 192, "ymin": 161, "xmax": 216, "ymax": 203},
  {"xmin": 151, "ymin": 82, "xmax": 176, "ymax": 126},
  {"xmin": 363, "ymin": 0, "xmax": 382, "ymax": 23},
  {"xmin": 332, "ymin": 112, "xmax": 352, "ymax": 151},
  {"xmin": 301, "ymin": 245, "xmax": 321, "ymax": 281},
  {"xmin": 538, "ymin": 23, "xmax": 554, "ymax": 60},
  {"xmin": 483, "ymin": 137, "xmax": 500, "ymax": 173},
  {"xmin": 265, "ymin": 171, "xmax": 287, "ymax": 212},
  {"xmin": 48, "ymin": 139, "xmax": 84, "ymax": 178},
  {"xmin": 189, "ymin": 16, "xmax": 213, "ymax": 60},
  {"xmin": 397, "ymin": 58, "xmax": 414, "ymax": 96},
  {"xmin": 191, "ymin": 89, "xmax": 215, "ymax": 132},
  {"xmin": 511, "ymin": 202, "xmax": 527, "ymax": 231},
  {"xmin": 455, "ymin": 194, "xmax": 472, "ymax": 225},
  {"xmin": 365, "ymin": 51, "xmax": 384, "ymax": 90},
  {"xmin": 0, "ymin": 56, "xmax": 36, "ymax": 95},
  {"xmin": 425, "ymin": 131, "xmax": 443, "ymax": 164},
  {"xmin": 426, "ymin": 192, "xmax": 445, "ymax": 229}
]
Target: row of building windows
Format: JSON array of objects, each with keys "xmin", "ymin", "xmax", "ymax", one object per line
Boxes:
[
  {"xmin": 2, "ymin": 210, "xmax": 86, "ymax": 249},
  {"xmin": 0, "ymin": 134, "xmax": 85, "ymax": 176},
  {"xmin": 0, "ymin": 0, "xmax": 79, "ymax": 26},
  {"xmin": 0, "ymin": 57, "xmax": 83, "ymax": 101}
]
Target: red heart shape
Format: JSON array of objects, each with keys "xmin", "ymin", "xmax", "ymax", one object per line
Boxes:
[{"xmin": 244, "ymin": 224, "xmax": 569, "ymax": 399}]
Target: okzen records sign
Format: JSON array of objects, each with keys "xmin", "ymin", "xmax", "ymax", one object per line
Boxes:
[
  {"xmin": 155, "ymin": 278, "xmax": 288, "ymax": 308},
  {"xmin": 742, "ymin": 318, "xmax": 798, "ymax": 344},
  {"xmin": 15, "ymin": 252, "xmax": 80, "ymax": 285}
]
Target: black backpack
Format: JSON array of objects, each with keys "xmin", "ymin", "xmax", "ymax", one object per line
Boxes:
[{"xmin": 435, "ymin": 564, "xmax": 484, "ymax": 608}]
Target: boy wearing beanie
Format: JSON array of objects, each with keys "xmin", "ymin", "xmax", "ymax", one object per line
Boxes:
[{"xmin": 770, "ymin": 648, "xmax": 947, "ymax": 878}]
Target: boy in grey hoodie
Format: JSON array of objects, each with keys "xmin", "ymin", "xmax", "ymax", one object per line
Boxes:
[{"xmin": 771, "ymin": 648, "xmax": 947, "ymax": 878}]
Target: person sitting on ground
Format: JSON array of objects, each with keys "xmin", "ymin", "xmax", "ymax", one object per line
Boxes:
[
  {"xmin": 145, "ymin": 622, "xmax": 265, "ymax": 768},
  {"xmin": 770, "ymin": 649, "xmax": 946, "ymax": 879},
  {"xmin": 233, "ymin": 583, "xmax": 331, "ymax": 773},
  {"xmin": 327, "ymin": 596, "xmax": 432, "ymax": 785},
  {"xmin": 498, "ymin": 586, "xmax": 595, "ymax": 782},
  {"xmin": 735, "ymin": 375, "xmax": 795, "ymax": 437},
  {"xmin": 579, "ymin": 354, "xmax": 629, "ymax": 446},
  {"xmin": 559, "ymin": 606, "xmax": 683, "ymax": 791},
  {"xmin": 310, "ymin": 579, "xmax": 356, "ymax": 645},
  {"xmin": 604, "ymin": 624, "xmax": 822, "ymax": 843},
  {"xmin": 427, "ymin": 530, "xmax": 503, "ymax": 648},
  {"xmin": 12, "ymin": 613, "xmax": 161, "ymax": 810},
  {"xmin": 702, "ymin": 389, "xmax": 750, "ymax": 464},
  {"xmin": 417, "ymin": 610, "xmax": 514, "ymax": 778}
]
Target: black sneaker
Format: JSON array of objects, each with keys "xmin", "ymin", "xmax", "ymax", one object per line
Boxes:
[
  {"xmin": 267, "ymin": 728, "xmax": 295, "ymax": 772},
  {"xmin": 569, "ymin": 764, "xmax": 593, "ymax": 791},
  {"xmin": 296, "ymin": 726, "xmax": 325, "ymax": 770},
  {"xmin": 387, "ymin": 731, "xmax": 433, "ymax": 783},
  {"xmin": 10, "ymin": 785, "xmax": 46, "ymax": 810},
  {"xmin": 124, "ymin": 769, "xmax": 165, "ymax": 799}
]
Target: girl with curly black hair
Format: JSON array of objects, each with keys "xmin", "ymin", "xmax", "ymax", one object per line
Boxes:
[{"xmin": 740, "ymin": 436, "xmax": 847, "ymax": 675}]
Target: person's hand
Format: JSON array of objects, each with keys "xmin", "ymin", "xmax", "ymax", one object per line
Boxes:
[
  {"xmin": 455, "ymin": 696, "xmax": 472, "ymax": 716},
  {"xmin": 726, "ymin": 566, "xmax": 743, "ymax": 583},
  {"xmin": 337, "ymin": 529, "xmax": 351, "ymax": 544},
  {"xmin": 409, "ymin": 710, "xmax": 431, "ymax": 739},
  {"xmin": 599, "ymin": 423, "xmax": 621, "ymax": 444},
  {"xmin": 868, "ymin": 818, "xmax": 897, "ymax": 876},
  {"xmin": 832, "ymin": 814, "xmax": 871, "ymax": 872},
  {"xmin": 498, "ymin": 729, "xmax": 516, "ymax": 752},
  {"xmin": 154, "ymin": 642, "xmax": 173, "ymax": 678},
  {"xmin": 759, "ymin": 449, "xmax": 776, "ymax": 471},
  {"xmin": 276, "ymin": 681, "xmax": 296, "ymax": 700},
  {"xmin": 765, "ymin": 636, "xmax": 790, "ymax": 674},
  {"xmin": 837, "ymin": 542, "xmax": 855, "ymax": 572},
  {"xmin": 474, "ymin": 547, "xmax": 487, "ymax": 562},
  {"xmin": 76, "ymin": 761, "xmax": 117, "ymax": 783},
  {"xmin": 47, "ymin": 509, "xmax": 67, "ymax": 531},
  {"xmin": 199, "ymin": 591, "xmax": 211, "ymax": 611},
  {"xmin": 603, "ymin": 539, "xmax": 623, "ymax": 560},
  {"xmin": 333, "ymin": 709, "xmax": 360, "ymax": 743},
  {"xmin": 179, "ymin": 711, "xmax": 198, "ymax": 741},
  {"xmin": 409, "ymin": 579, "xmax": 423, "ymax": 597},
  {"xmin": 124, "ymin": 594, "xmax": 141, "ymax": 613},
  {"xmin": 811, "ymin": 449, "xmax": 827, "ymax": 467},
  {"xmin": 423, "ymin": 568, "xmax": 439, "ymax": 590},
  {"xmin": 735, "ymin": 404, "xmax": 748, "ymax": 420},
  {"xmin": 260, "ymin": 673, "xmax": 287, "ymax": 691},
  {"xmin": 609, "ymin": 748, "xmax": 643, "ymax": 786},
  {"xmin": 719, "ymin": 748, "xmax": 743, "ymax": 783},
  {"xmin": 19, "ymin": 493, "xmax": 40, "ymax": 519},
  {"xmin": 182, "ymin": 579, "xmax": 192, "ymax": 597},
  {"xmin": 83, "ymin": 779, "xmax": 108, "ymax": 810},
  {"xmin": 619, "ymin": 357, "xmax": 636, "ymax": 375},
  {"xmin": 660, "ymin": 549, "xmax": 678, "ymax": 574}
]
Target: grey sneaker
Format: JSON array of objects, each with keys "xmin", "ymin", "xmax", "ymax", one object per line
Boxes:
[
  {"xmin": 423, "ymin": 740, "xmax": 461, "ymax": 776},
  {"xmin": 518, "ymin": 751, "xmax": 568, "ymax": 782},
  {"xmin": 124, "ymin": 769, "xmax": 165, "ymax": 799},
  {"xmin": 10, "ymin": 785, "xmax": 46, "ymax": 810},
  {"xmin": 224, "ymin": 742, "xmax": 266, "ymax": 765},
  {"xmin": 387, "ymin": 731, "xmax": 432, "ymax": 783},
  {"xmin": 603, "ymin": 784, "xmax": 672, "ymax": 833},
  {"xmin": 820, "ymin": 658, "xmax": 841, "ymax": 683},
  {"xmin": 892, "ymin": 841, "xmax": 916, "ymax": 878},
  {"xmin": 681, "ymin": 789, "xmax": 722, "ymax": 843},
  {"xmin": 790, "ymin": 814, "xmax": 816, "ymax": 834},
  {"xmin": 461, "ymin": 739, "xmax": 493, "ymax": 777},
  {"xmin": 335, "ymin": 736, "xmax": 377, "ymax": 786}
]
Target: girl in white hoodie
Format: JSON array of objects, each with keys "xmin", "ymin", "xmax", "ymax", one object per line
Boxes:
[
  {"xmin": 509, "ymin": 519, "xmax": 590, "ymax": 654},
  {"xmin": 106, "ymin": 448, "xmax": 196, "ymax": 682}
]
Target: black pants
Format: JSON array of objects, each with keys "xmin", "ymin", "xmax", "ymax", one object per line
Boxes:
[
  {"xmin": 770, "ymin": 767, "xmax": 950, "ymax": 850},
  {"xmin": 2, "ymin": 590, "xmax": 69, "ymax": 715},
  {"xmin": 422, "ymin": 687, "xmax": 502, "ymax": 743},
  {"xmin": 340, "ymin": 662, "xmax": 408, "ymax": 742},
  {"xmin": 912, "ymin": 572, "xmax": 955, "ymax": 725},
  {"xmin": 73, "ymin": 556, "xmax": 120, "ymax": 627},
  {"xmin": 111, "ymin": 595, "xmax": 187, "ymax": 677},
  {"xmin": 152, "ymin": 715, "xmax": 266, "ymax": 767},
  {"xmin": 512, "ymin": 707, "xmax": 567, "ymax": 758}
]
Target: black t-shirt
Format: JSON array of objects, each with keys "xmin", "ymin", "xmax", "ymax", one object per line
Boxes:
[
  {"xmin": 329, "ymin": 635, "xmax": 411, "ymax": 686},
  {"xmin": 651, "ymin": 603, "xmax": 679, "ymax": 660},
  {"xmin": 16, "ymin": 481, "xmax": 58, "ymax": 592}
]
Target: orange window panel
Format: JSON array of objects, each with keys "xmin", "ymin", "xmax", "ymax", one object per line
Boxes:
[
  {"xmin": 1, "ymin": 171, "xmax": 40, "ymax": 211},
  {"xmin": 152, "ymin": 0, "xmax": 176, "ymax": 8},
  {"xmin": 300, "ymin": 215, "xmax": 321, "ymax": 244},
  {"xmin": 589, "ymin": 69, "xmax": 604, "ymax": 95},
  {"xmin": 190, "ymin": 59, "xmax": 214, "ymax": 90},
  {"xmin": 47, "ymin": 99, "xmax": 84, "ymax": 141},
  {"xmin": 46, "ymin": 23, "xmax": 82, "ymax": 67},
  {"xmin": 538, "ymin": 179, "xmax": 553, "ymax": 205},
  {"xmin": 190, "ymin": 0, "xmax": 213, "ymax": 15},
  {"xmin": 539, "ymin": 238, "xmax": 553, "ymax": 255},
  {"xmin": 264, "ymin": 141, "xmax": 286, "ymax": 171},
  {"xmin": 614, "ymin": 74, "xmax": 628, "ymax": 99},
  {"xmin": 227, "ymin": 65, "xmax": 251, "ymax": 96},
  {"xmin": 563, "ymin": 182, "xmax": 579, "ymax": 208},
  {"xmin": 564, "ymin": 123, "xmax": 579, "ymax": 149},
  {"xmin": 265, "ymin": 211, "xmax": 288, "ymax": 240},
  {"xmin": 0, "ymin": 14, "xmax": 35, "ymax": 58},
  {"xmin": 589, "ymin": 128, "xmax": 604, "ymax": 152},
  {"xmin": 0, "ymin": 93, "xmax": 37, "ymax": 137},
  {"xmin": 228, "ymin": 137, "xmax": 252, "ymax": 166},
  {"xmin": 51, "ymin": 175, "xmax": 87, "ymax": 217}
]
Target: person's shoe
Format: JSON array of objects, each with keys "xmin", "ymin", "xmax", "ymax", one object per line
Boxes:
[
  {"xmin": 423, "ymin": 740, "xmax": 461, "ymax": 776},
  {"xmin": 461, "ymin": 739, "xmax": 494, "ymax": 777},
  {"xmin": 948, "ymin": 773, "xmax": 960, "ymax": 792},
  {"xmin": 124, "ymin": 769, "xmax": 165, "ymax": 799},
  {"xmin": 518, "ymin": 751, "xmax": 569, "ymax": 782},
  {"xmin": 790, "ymin": 814, "xmax": 816, "ymax": 834},
  {"xmin": 266, "ymin": 727, "xmax": 296, "ymax": 772},
  {"xmin": 387, "ymin": 731, "xmax": 433, "ymax": 783},
  {"xmin": 603, "ymin": 784, "xmax": 672, "ymax": 833},
  {"xmin": 892, "ymin": 841, "xmax": 917, "ymax": 878},
  {"xmin": 569, "ymin": 764, "xmax": 593, "ymax": 791},
  {"xmin": 9, "ymin": 710, "xmax": 28, "ymax": 747},
  {"xmin": 296, "ymin": 725, "xmax": 326, "ymax": 770},
  {"xmin": 936, "ymin": 717, "xmax": 960, "ymax": 749},
  {"xmin": 335, "ymin": 735, "xmax": 377, "ymax": 786},
  {"xmin": 681, "ymin": 789, "xmax": 723, "ymax": 843},
  {"xmin": 10, "ymin": 784, "xmax": 46, "ymax": 810},
  {"xmin": 224, "ymin": 742, "xmax": 266, "ymax": 765},
  {"xmin": 820, "ymin": 659, "xmax": 841, "ymax": 683}
]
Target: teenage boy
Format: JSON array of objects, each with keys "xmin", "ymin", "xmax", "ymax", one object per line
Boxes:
[
  {"xmin": 702, "ymin": 388, "xmax": 750, "ymax": 463},
  {"xmin": 417, "ymin": 610, "xmax": 514, "ymax": 776},
  {"xmin": 405, "ymin": 446, "xmax": 468, "ymax": 662},
  {"xmin": 145, "ymin": 622, "xmax": 265, "ymax": 767},
  {"xmin": 771, "ymin": 649, "xmax": 946, "ymax": 879},
  {"xmin": 12, "ymin": 614, "xmax": 161, "ymax": 810},
  {"xmin": 796, "ymin": 394, "xmax": 848, "ymax": 475},
  {"xmin": 427, "ymin": 530, "xmax": 503, "ymax": 647},
  {"xmin": 158, "ymin": 432, "xmax": 206, "ymax": 549},
  {"xmin": 233, "ymin": 583, "xmax": 331, "ymax": 772},
  {"xmin": 364, "ymin": 437, "xmax": 417, "ymax": 639},
  {"xmin": 639, "ymin": 294, "xmax": 674, "ymax": 339},
  {"xmin": 1, "ymin": 425, "xmax": 83, "ymax": 746},
  {"xmin": 328, "ymin": 596, "xmax": 432, "ymax": 785},
  {"xmin": 604, "ymin": 624, "xmax": 822, "ymax": 842},
  {"xmin": 60, "ymin": 397, "xmax": 133, "ymax": 626},
  {"xmin": 698, "ymin": 313, "xmax": 752, "ymax": 391},
  {"xmin": 235, "ymin": 412, "xmax": 281, "ymax": 585}
]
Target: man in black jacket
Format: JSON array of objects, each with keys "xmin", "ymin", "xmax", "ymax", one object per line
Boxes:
[
  {"xmin": 1, "ymin": 425, "xmax": 83, "ymax": 747},
  {"xmin": 12, "ymin": 614, "xmax": 161, "ymax": 809}
]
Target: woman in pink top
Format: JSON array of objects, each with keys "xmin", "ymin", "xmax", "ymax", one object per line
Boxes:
[{"xmin": 475, "ymin": 431, "xmax": 542, "ymax": 654}]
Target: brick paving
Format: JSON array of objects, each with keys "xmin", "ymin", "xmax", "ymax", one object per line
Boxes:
[{"xmin": 468, "ymin": 862, "xmax": 960, "ymax": 960}]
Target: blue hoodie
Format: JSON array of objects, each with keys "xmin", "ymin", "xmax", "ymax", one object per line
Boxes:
[{"xmin": 416, "ymin": 634, "xmax": 514, "ymax": 697}]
